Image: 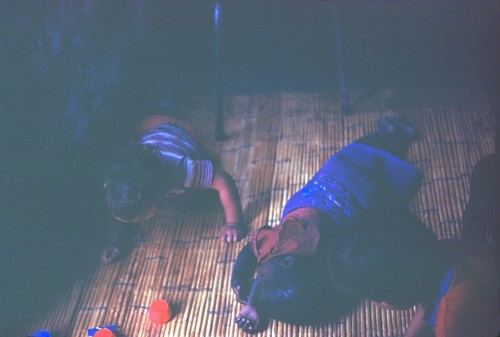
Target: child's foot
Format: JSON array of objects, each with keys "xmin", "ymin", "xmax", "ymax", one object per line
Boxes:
[
  {"xmin": 235, "ymin": 303, "xmax": 265, "ymax": 334},
  {"xmin": 220, "ymin": 222, "xmax": 245, "ymax": 242},
  {"xmin": 378, "ymin": 116, "xmax": 416, "ymax": 140},
  {"xmin": 377, "ymin": 117, "xmax": 398, "ymax": 134}
]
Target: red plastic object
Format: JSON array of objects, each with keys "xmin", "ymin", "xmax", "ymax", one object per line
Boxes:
[
  {"xmin": 149, "ymin": 299, "xmax": 172, "ymax": 324},
  {"xmin": 93, "ymin": 329, "xmax": 115, "ymax": 337}
]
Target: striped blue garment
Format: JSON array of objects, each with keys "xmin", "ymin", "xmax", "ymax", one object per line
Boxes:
[{"xmin": 140, "ymin": 123, "xmax": 214, "ymax": 192}]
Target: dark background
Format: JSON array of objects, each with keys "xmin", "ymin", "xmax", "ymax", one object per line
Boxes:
[{"xmin": 1, "ymin": 0, "xmax": 498, "ymax": 332}]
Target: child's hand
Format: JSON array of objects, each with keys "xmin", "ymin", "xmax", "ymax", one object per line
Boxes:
[
  {"xmin": 403, "ymin": 304, "xmax": 434, "ymax": 337},
  {"xmin": 101, "ymin": 245, "xmax": 122, "ymax": 264},
  {"xmin": 220, "ymin": 222, "xmax": 244, "ymax": 242},
  {"xmin": 102, "ymin": 219, "xmax": 136, "ymax": 264},
  {"xmin": 211, "ymin": 168, "xmax": 244, "ymax": 240},
  {"xmin": 235, "ymin": 303, "xmax": 265, "ymax": 334}
]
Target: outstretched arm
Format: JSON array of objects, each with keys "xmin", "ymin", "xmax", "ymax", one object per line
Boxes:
[
  {"xmin": 211, "ymin": 167, "xmax": 245, "ymax": 242},
  {"xmin": 232, "ymin": 243, "xmax": 268, "ymax": 333},
  {"xmin": 231, "ymin": 243, "xmax": 257, "ymax": 303},
  {"xmin": 235, "ymin": 272, "xmax": 267, "ymax": 333}
]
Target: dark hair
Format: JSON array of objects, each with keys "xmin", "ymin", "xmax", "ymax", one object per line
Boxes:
[
  {"xmin": 254, "ymin": 255, "xmax": 357, "ymax": 325},
  {"xmin": 103, "ymin": 142, "xmax": 165, "ymax": 222},
  {"xmin": 462, "ymin": 153, "xmax": 500, "ymax": 244},
  {"xmin": 324, "ymin": 210, "xmax": 454, "ymax": 308}
]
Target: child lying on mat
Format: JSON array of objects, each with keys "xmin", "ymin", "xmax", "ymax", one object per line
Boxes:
[
  {"xmin": 230, "ymin": 118, "xmax": 500, "ymax": 337},
  {"xmin": 101, "ymin": 115, "xmax": 245, "ymax": 264}
]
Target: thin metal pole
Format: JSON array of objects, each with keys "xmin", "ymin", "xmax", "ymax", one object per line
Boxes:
[
  {"xmin": 214, "ymin": 1, "xmax": 225, "ymax": 140},
  {"xmin": 333, "ymin": 3, "xmax": 350, "ymax": 113}
]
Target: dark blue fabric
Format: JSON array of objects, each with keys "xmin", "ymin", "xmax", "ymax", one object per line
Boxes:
[{"xmin": 282, "ymin": 143, "xmax": 422, "ymax": 224}]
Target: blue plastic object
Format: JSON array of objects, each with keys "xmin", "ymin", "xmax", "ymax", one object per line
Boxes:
[
  {"xmin": 28, "ymin": 331, "xmax": 50, "ymax": 337},
  {"xmin": 87, "ymin": 325, "xmax": 119, "ymax": 337}
]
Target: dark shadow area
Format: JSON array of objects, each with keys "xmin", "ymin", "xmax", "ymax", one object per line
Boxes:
[
  {"xmin": 0, "ymin": 155, "xmax": 105, "ymax": 332},
  {"xmin": 0, "ymin": 0, "xmax": 498, "ymax": 333}
]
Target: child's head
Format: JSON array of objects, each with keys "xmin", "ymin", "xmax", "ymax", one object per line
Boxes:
[
  {"xmin": 103, "ymin": 143, "xmax": 164, "ymax": 223},
  {"xmin": 462, "ymin": 153, "xmax": 500, "ymax": 249},
  {"xmin": 251, "ymin": 254, "xmax": 357, "ymax": 325}
]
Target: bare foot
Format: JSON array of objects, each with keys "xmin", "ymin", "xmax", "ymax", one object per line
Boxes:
[
  {"xmin": 377, "ymin": 117, "xmax": 398, "ymax": 134},
  {"xmin": 101, "ymin": 245, "xmax": 122, "ymax": 264},
  {"xmin": 220, "ymin": 222, "xmax": 244, "ymax": 242},
  {"xmin": 380, "ymin": 116, "xmax": 416, "ymax": 139},
  {"xmin": 235, "ymin": 303, "xmax": 264, "ymax": 333}
]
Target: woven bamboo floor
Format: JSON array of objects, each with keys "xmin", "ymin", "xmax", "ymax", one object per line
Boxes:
[{"xmin": 24, "ymin": 87, "xmax": 495, "ymax": 337}]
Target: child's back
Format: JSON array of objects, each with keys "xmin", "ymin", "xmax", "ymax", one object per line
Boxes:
[{"xmin": 101, "ymin": 115, "xmax": 245, "ymax": 264}]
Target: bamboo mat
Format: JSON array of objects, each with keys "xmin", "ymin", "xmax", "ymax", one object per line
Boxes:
[{"xmin": 24, "ymin": 87, "xmax": 495, "ymax": 337}]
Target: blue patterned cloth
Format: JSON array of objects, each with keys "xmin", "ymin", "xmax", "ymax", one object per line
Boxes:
[{"xmin": 282, "ymin": 143, "xmax": 422, "ymax": 226}]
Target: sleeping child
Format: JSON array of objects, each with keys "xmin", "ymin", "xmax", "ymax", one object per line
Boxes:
[
  {"xmin": 101, "ymin": 115, "xmax": 245, "ymax": 264},
  {"xmin": 231, "ymin": 117, "xmax": 499, "ymax": 336}
]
